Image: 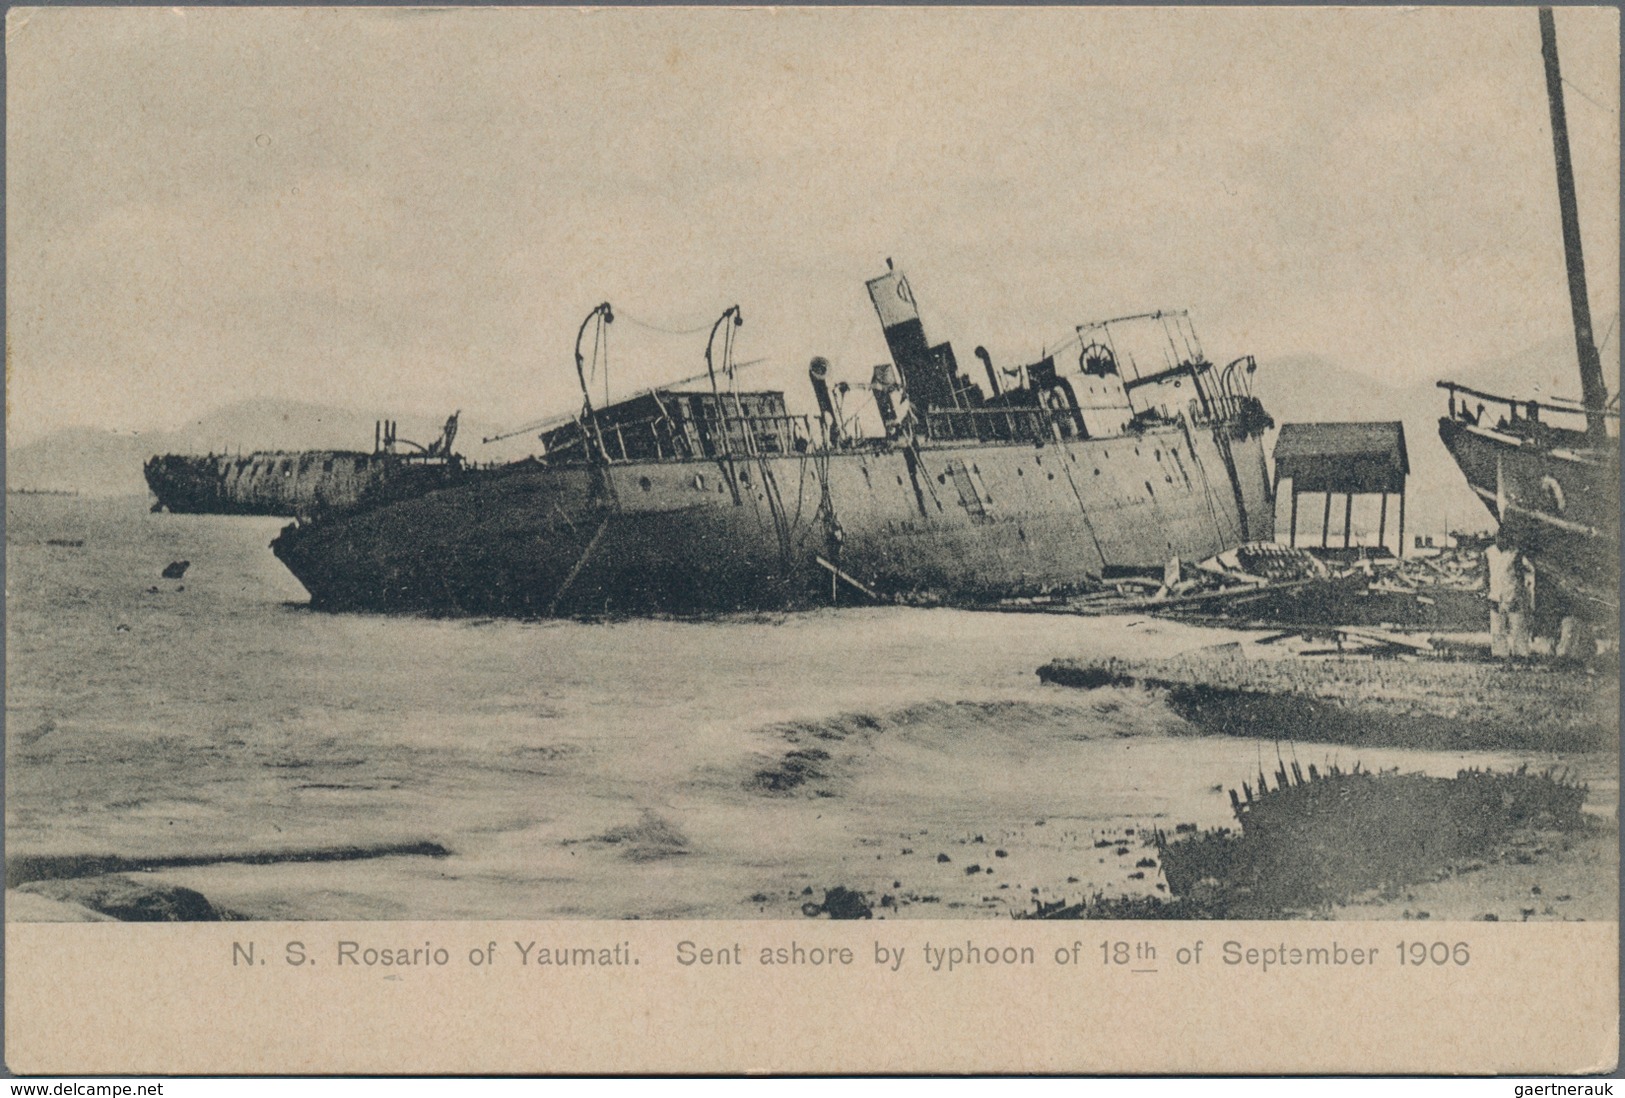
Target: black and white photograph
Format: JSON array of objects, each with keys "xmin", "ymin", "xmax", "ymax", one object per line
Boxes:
[{"xmin": 5, "ymin": 3, "xmax": 1619, "ymax": 1075}]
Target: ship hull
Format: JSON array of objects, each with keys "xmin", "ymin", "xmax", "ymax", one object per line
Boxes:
[
  {"xmin": 145, "ymin": 451, "xmax": 462, "ymax": 518},
  {"xmin": 271, "ymin": 422, "xmax": 1273, "ymax": 616},
  {"xmin": 1438, "ymin": 416, "xmax": 1620, "ymax": 612}
]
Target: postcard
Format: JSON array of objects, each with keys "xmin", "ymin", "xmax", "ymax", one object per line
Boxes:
[{"xmin": 6, "ymin": 4, "xmax": 1618, "ymax": 1075}]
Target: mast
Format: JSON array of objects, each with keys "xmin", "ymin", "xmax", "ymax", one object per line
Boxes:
[
  {"xmin": 1539, "ymin": 7, "xmax": 1609, "ymax": 438},
  {"xmin": 705, "ymin": 305, "xmax": 746, "ymax": 505},
  {"xmin": 573, "ymin": 302, "xmax": 615, "ymax": 461}
]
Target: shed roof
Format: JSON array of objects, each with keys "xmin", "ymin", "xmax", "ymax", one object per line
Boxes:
[{"xmin": 1274, "ymin": 421, "xmax": 1408, "ymax": 494}]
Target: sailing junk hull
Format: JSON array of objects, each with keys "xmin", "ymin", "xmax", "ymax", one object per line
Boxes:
[
  {"xmin": 1436, "ymin": 10, "xmax": 1623, "ymax": 622},
  {"xmin": 271, "ymin": 421, "xmax": 1273, "ymax": 616},
  {"xmin": 1437, "ymin": 416, "xmax": 1620, "ymax": 611}
]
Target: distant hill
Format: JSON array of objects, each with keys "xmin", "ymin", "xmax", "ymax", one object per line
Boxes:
[
  {"xmin": 7, "ymin": 399, "xmax": 511, "ymax": 497},
  {"xmin": 1252, "ymin": 354, "xmax": 1489, "ymax": 540},
  {"xmin": 1427, "ymin": 317, "xmax": 1619, "ymax": 409},
  {"xmin": 1250, "ymin": 321, "xmax": 1618, "ymax": 542},
  {"xmin": 12, "ymin": 329, "xmax": 1612, "ymax": 536},
  {"xmin": 163, "ymin": 398, "xmax": 408, "ymax": 455},
  {"xmin": 1249, "ymin": 353, "xmax": 1411, "ymax": 427},
  {"xmin": 6, "ymin": 427, "xmax": 159, "ymax": 498}
]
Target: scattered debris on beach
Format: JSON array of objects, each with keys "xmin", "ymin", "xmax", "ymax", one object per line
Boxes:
[
  {"xmin": 994, "ymin": 539, "xmax": 1494, "ymax": 632},
  {"xmin": 801, "ymin": 885, "xmax": 874, "ymax": 920}
]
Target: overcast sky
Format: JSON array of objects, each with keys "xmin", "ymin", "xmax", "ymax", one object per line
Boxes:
[{"xmin": 7, "ymin": 5, "xmax": 1618, "ymax": 448}]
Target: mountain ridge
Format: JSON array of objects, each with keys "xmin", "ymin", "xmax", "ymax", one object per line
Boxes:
[
  {"xmin": 7, "ymin": 399, "xmax": 510, "ymax": 498},
  {"xmin": 10, "ymin": 330, "xmax": 1611, "ymax": 540}
]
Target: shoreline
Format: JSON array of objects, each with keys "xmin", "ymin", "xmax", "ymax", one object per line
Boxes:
[
  {"xmin": 13, "ymin": 816, "xmax": 1614, "ymax": 925},
  {"xmin": 1039, "ymin": 649, "xmax": 1618, "ymax": 753}
]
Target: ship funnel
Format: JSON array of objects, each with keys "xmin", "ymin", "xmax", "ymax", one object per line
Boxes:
[
  {"xmin": 864, "ymin": 267, "xmax": 973, "ymax": 413},
  {"xmin": 867, "ymin": 269, "xmax": 954, "ymax": 411}
]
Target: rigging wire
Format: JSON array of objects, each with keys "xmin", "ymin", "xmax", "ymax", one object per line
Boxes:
[
  {"xmin": 479, "ymin": 355, "xmax": 776, "ymax": 446},
  {"xmin": 615, "ymin": 310, "xmax": 718, "ymax": 337},
  {"xmin": 1596, "ymin": 312, "xmax": 1617, "ymax": 356},
  {"xmin": 1561, "ymin": 75, "xmax": 1615, "ymax": 115}
]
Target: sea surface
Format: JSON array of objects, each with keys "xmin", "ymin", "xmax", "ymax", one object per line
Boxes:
[{"xmin": 5, "ymin": 494, "xmax": 1602, "ymax": 920}]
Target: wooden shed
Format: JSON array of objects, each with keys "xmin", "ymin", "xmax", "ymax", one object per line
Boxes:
[{"xmin": 1274, "ymin": 421, "xmax": 1409, "ymax": 555}]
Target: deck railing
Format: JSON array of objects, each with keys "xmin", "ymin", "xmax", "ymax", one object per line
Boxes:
[
  {"xmin": 1187, "ymin": 394, "xmax": 1245, "ymax": 426},
  {"xmin": 923, "ymin": 406, "xmax": 1057, "ymax": 444},
  {"xmin": 1437, "ymin": 380, "xmax": 1618, "ymax": 426},
  {"xmin": 581, "ymin": 412, "xmax": 814, "ymax": 463}
]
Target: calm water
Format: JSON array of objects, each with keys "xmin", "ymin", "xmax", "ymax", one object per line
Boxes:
[{"xmin": 5, "ymin": 494, "xmax": 1589, "ymax": 920}]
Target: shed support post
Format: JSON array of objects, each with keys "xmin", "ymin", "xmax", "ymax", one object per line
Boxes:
[
  {"xmin": 1321, "ymin": 491, "xmax": 1332, "ymax": 548},
  {"xmin": 1343, "ymin": 492, "xmax": 1354, "ymax": 549},
  {"xmin": 1378, "ymin": 492, "xmax": 1388, "ymax": 554},
  {"xmin": 1288, "ymin": 486, "xmax": 1299, "ymax": 547},
  {"xmin": 1397, "ymin": 490, "xmax": 1406, "ymax": 559}
]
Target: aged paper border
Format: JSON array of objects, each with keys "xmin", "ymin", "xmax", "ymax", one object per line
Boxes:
[
  {"xmin": 5, "ymin": 2, "xmax": 1620, "ymax": 1077},
  {"xmin": 5, "ymin": 921, "xmax": 1619, "ymax": 1074}
]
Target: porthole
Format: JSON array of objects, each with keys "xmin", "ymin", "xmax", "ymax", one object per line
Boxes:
[
  {"xmin": 693, "ymin": 473, "xmax": 707, "ymax": 491},
  {"xmin": 639, "ymin": 476, "xmax": 653, "ymax": 492}
]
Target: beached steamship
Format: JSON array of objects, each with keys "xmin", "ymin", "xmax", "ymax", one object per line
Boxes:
[{"xmin": 270, "ymin": 268, "xmax": 1274, "ymax": 616}]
